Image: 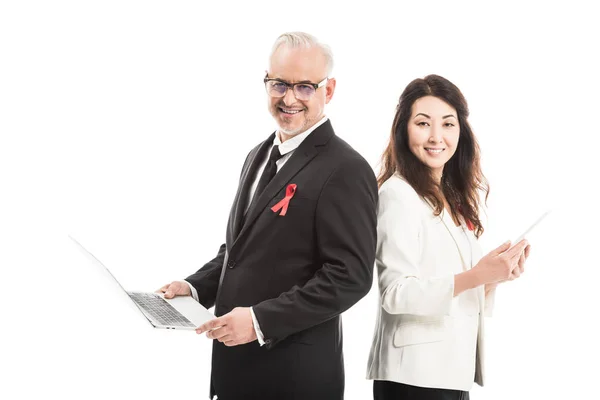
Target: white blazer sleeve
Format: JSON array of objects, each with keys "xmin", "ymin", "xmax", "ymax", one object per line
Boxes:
[{"xmin": 377, "ymin": 182, "xmax": 454, "ymax": 316}]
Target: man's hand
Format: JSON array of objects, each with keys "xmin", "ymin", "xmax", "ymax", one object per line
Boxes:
[
  {"xmin": 156, "ymin": 281, "xmax": 191, "ymax": 299},
  {"xmin": 196, "ymin": 307, "xmax": 257, "ymax": 347}
]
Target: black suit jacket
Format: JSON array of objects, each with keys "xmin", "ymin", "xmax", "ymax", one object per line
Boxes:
[{"xmin": 186, "ymin": 120, "xmax": 377, "ymax": 400}]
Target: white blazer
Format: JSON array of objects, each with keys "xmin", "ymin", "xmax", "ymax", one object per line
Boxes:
[{"xmin": 366, "ymin": 174, "xmax": 495, "ymax": 391}]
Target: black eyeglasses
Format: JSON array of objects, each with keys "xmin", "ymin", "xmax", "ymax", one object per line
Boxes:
[{"xmin": 264, "ymin": 74, "xmax": 328, "ymax": 101}]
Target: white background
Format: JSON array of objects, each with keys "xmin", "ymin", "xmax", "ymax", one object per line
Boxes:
[{"xmin": 1, "ymin": 1, "xmax": 598, "ymax": 399}]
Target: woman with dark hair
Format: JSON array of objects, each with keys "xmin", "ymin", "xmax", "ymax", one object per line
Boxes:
[{"xmin": 366, "ymin": 75, "xmax": 531, "ymax": 399}]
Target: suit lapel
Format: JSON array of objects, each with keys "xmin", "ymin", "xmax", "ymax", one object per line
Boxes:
[
  {"xmin": 226, "ymin": 134, "xmax": 274, "ymax": 245},
  {"xmin": 232, "ymin": 120, "xmax": 334, "ymax": 248}
]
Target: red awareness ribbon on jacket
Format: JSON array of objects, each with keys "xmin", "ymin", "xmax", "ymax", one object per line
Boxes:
[{"xmin": 271, "ymin": 184, "xmax": 297, "ymax": 216}]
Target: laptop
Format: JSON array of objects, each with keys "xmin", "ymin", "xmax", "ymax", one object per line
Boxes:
[{"xmin": 70, "ymin": 235, "xmax": 215, "ymax": 330}]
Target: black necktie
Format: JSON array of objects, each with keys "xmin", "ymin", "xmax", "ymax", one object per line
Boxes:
[{"xmin": 253, "ymin": 145, "xmax": 282, "ymax": 199}]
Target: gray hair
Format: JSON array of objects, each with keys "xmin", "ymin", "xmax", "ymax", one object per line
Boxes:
[{"xmin": 269, "ymin": 32, "xmax": 334, "ymax": 76}]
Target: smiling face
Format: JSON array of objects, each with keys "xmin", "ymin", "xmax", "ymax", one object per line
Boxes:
[
  {"xmin": 407, "ymin": 95, "xmax": 460, "ymax": 181},
  {"xmin": 266, "ymin": 45, "xmax": 336, "ymax": 141}
]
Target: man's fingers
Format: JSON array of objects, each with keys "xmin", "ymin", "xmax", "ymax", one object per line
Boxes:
[
  {"xmin": 156, "ymin": 284, "xmax": 169, "ymax": 294},
  {"xmin": 224, "ymin": 340, "xmax": 238, "ymax": 347},
  {"xmin": 197, "ymin": 316, "xmax": 226, "ymax": 334},
  {"xmin": 206, "ymin": 326, "xmax": 229, "ymax": 340},
  {"xmin": 214, "ymin": 332, "xmax": 233, "ymax": 342},
  {"xmin": 157, "ymin": 282, "xmax": 178, "ymax": 298}
]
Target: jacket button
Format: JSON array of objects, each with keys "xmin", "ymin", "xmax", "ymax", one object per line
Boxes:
[{"xmin": 227, "ymin": 260, "xmax": 236, "ymax": 269}]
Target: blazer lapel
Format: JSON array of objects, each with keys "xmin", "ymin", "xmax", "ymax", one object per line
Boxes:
[
  {"xmin": 226, "ymin": 134, "xmax": 274, "ymax": 245},
  {"xmin": 467, "ymin": 230, "xmax": 485, "ymax": 312},
  {"xmin": 439, "ymin": 209, "xmax": 471, "ymax": 271},
  {"xmin": 233, "ymin": 120, "xmax": 335, "ymax": 247},
  {"xmin": 468, "ymin": 231, "xmax": 482, "ymax": 268}
]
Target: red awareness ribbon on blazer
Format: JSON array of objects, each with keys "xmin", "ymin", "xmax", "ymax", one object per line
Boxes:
[{"xmin": 271, "ymin": 184, "xmax": 297, "ymax": 216}]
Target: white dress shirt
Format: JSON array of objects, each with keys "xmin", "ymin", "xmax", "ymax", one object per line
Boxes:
[{"xmin": 183, "ymin": 116, "xmax": 329, "ymax": 345}]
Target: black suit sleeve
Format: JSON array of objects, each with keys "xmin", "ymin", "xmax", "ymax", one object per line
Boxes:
[
  {"xmin": 252, "ymin": 157, "xmax": 378, "ymax": 348},
  {"xmin": 183, "ymin": 149, "xmax": 255, "ymax": 309},
  {"xmin": 185, "ymin": 243, "xmax": 226, "ymax": 309}
]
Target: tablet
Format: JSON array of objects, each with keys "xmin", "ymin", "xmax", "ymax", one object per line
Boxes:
[{"xmin": 512, "ymin": 210, "xmax": 551, "ymax": 246}]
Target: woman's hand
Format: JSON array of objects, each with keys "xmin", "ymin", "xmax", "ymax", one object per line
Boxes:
[
  {"xmin": 455, "ymin": 240, "xmax": 531, "ymax": 296},
  {"xmin": 473, "ymin": 240, "xmax": 530, "ymax": 285}
]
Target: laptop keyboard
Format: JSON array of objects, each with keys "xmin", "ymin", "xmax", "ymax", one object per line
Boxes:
[{"xmin": 129, "ymin": 292, "xmax": 195, "ymax": 328}]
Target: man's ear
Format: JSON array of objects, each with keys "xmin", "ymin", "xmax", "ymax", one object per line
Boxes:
[{"xmin": 325, "ymin": 78, "xmax": 336, "ymax": 104}]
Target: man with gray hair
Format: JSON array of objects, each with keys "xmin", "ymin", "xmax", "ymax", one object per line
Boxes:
[{"xmin": 159, "ymin": 32, "xmax": 377, "ymax": 400}]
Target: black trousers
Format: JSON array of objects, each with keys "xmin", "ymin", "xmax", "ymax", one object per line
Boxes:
[{"xmin": 373, "ymin": 380, "xmax": 470, "ymax": 400}]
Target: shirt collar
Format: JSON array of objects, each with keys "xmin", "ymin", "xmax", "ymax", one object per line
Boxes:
[{"xmin": 273, "ymin": 116, "xmax": 328, "ymax": 155}]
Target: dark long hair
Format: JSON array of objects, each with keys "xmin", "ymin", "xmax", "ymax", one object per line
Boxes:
[{"xmin": 378, "ymin": 74, "xmax": 489, "ymax": 238}]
